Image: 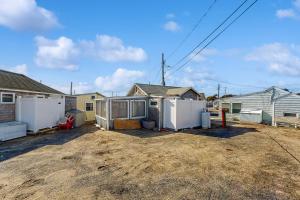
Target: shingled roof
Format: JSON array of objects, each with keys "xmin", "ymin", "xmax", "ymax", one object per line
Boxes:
[
  {"xmin": 0, "ymin": 70, "xmax": 64, "ymax": 94},
  {"xmin": 134, "ymin": 83, "xmax": 179, "ymax": 96},
  {"xmin": 128, "ymin": 83, "xmax": 205, "ymax": 99}
]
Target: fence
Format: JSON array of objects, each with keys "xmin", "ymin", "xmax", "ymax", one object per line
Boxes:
[{"xmin": 163, "ymin": 99, "xmax": 206, "ymax": 131}]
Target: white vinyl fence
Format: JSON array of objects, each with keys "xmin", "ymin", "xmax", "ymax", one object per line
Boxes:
[
  {"xmin": 16, "ymin": 96, "xmax": 65, "ymax": 133},
  {"xmin": 163, "ymin": 99, "xmax": 206, "ymax": 131}
]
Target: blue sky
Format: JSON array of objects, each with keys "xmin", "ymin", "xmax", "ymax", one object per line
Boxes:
[{"xmin": 1, "ymin": 0, "xmax": 300, "ymax": 96}]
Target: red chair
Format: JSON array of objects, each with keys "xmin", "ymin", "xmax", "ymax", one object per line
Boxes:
[{"xmin": 59, "ymin": 116, "xmax": 74, "ymax": 129}]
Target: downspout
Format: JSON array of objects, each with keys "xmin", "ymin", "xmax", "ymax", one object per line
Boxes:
[
  {"xmin": 272, "ymin": 101, "xmax": 276, "ymax": 126},
  {"xmin": 271, "ymin": 87, "xmax": 276, "ymax": 127},
  {"xmin": 106, "ymin": 99, "xmax": 110, "ymax": 130}
]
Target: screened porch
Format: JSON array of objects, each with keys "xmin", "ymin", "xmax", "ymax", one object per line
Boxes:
[{"xmin": 95, "ymin": 96, "xmax": 149, "ymax": 130}]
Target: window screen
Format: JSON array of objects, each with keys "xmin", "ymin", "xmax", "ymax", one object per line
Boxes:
[
  {"xmin": 1, "ymin": 93, "xmax": 14, "ymax": 103},
  {"xmin": 132, "ymin": 100, "xmax": 146, "ymax": 118},
  {"xmin": 232, "ymin": 103, "xmax": 241, "ymax": 113},
  {"xmin": 86, "ymin": 103, "xmax": 93, "ymax": 111},
  {"xmin": 111, "ymin": 100, "xmax": 128, "ymax": 119},
  {"xmin": 96, "ymin": 100, "xmax": 106, "ymax": 118}
]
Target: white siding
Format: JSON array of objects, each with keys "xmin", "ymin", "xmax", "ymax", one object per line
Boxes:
[
  {"xmin": 221, "ymin": 91, "xmax": 274, "ymax": 123},
  {"xmin": 275, "ymin": 94, "xmax": 300, "ymax": 117}
]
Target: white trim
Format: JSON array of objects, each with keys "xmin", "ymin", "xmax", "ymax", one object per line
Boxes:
[
  {"xmin": 85, "ymin": 102, "xmax": 94, "ymax": 111},
  {"xmin": 130, "ymin": 99, "xmax": 147, "ymax": 119},
  {"xmin": 0, "ymin": 92, "xmax": 15, "ymax": 104},
  {"xmin": 110, "ymin": 100, "xmax": 130, "ymax": 120},
  {"xmin": 0, "ymin": 87, "xmax": 63, "ymax": 95}
]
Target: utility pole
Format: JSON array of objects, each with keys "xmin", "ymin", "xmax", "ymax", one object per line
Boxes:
[
  {"xmin": 161, "ymin": 53, "xmax": 166, "ymax": 86},
  {"xmin": 224, "ymin": 87, "xmax": 227, "ymax": 96},
  {"xmin": 70, "ymin": 82, "xmax": 73, "ymax": 95},
  {"xmin": 217, "ymin": 84, "xmax": 220, "ymax": 99}
]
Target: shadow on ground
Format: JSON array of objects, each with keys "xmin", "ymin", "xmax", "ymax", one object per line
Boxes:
[
  {"xmin": 182, "ymin": 126, "xmax": 258, "ymax": 138},
  {"xmin": 115, "ymin": 124, "xmax": 257, "ymax": 139},
  {"xmin": 0, "ymin": 125, "xmax": 98, "ymax": 162},
  {"xmin": 114, "ymin": 129, "xmax": 175, "ymax": 138}
]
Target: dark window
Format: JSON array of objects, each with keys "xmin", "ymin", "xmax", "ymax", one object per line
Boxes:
[
  {"xmin": 91, "ymin": 95, "xmax": 95, "ymax": 100},
  {"xmin": 149, "ymin": 100, "xmax": 158, "ymax": 107},
  {"xmin": 284, "ymin": 113, "xmax": 297, "ymax": 117},
  {"xmin": 86, "ymin": 103, "xmax": 93, "ymax": 111},
  {"xmin": 232, "ymin": 103, "xmax": 242, "ymax": 113},
  {"xmin": 1, "ymin": 93, "xmax": 14, "ymax": 103}
]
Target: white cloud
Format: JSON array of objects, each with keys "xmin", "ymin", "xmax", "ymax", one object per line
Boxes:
[
  {"xmin": 95, "ymin": 68, "xmax": 144, "ymax": 93},
  {"xmin": 35, "ymin": 36, "xmax": 79, "ymax": 70},
  {"xmin": 80, "ymin": 35, "xmax": 147, "ymax": 62},
  {"xmin": 0, "ymin": 0, "xmax": 59, "ymax": 31},
  {"xmin": 167, "ymin": 66, "xmax": 215, "ymax": 88},
  {"xmin": 294, "ymin": 0, "xmax": 300, "ymax": 9},
  {"xmin": 190, "ymin": 48, "xmax": 218, "ymax": 63},
  {"xmin": 245, "ymin": 43, "xmax": 300, "ymax": 76},
  {"xmin": 276, "ymin": 9, "xmax": 297, "ymax": 19},
  {"xmin": 163, "ymin": 21, "xmax": 181, "ymax": 32},
  {"xmin": 166, "ymin": 13, "xmax": 175, "ymax": 19},
  {"xmin": 10, "ymin": 64, "xmax": 28, "ymax": 75},
  {"xmin": 1, "ymin": 64, "xmax": 28, "ymax": 75},
  {"xmin": 52, "ymin": 82, "xmax": 93, "ymax": 95}
]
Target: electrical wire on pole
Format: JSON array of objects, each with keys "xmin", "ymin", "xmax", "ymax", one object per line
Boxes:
[
  {"xmin": 166, "ymin": 0, "xmax": 259, "ymax": 78},
  {"xmin": 166, "ymin": 0, "xmax": 219, "ymax": 60}
]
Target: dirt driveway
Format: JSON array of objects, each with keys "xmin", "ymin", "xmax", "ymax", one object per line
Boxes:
[{"xmin": 0, "ymin": 123, "xmax": 299, "ymax": 200}]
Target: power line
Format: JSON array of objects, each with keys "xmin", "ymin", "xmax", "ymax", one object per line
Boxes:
[
  {"xmin": 166, "ymin": 0, "xmax": 219, "ymax": 59},
  {"xmin": 166, "ymin": 0, "xmax": 259, "ymax": 78},
  {"xmin": 169, "ymin": 0, "xmax": 250, "ymax": 70}
]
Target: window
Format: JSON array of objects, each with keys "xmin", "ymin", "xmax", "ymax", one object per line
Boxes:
[
  {"xmin": 284, "ymin": 113, "xmax": 297, "ymax": 117},
  {"xmin": 1, "ymin": 93, "xmax": 15, "ymax": 103},
  {"xmin": 96, "ymin": 100, "xmax": 106, "ymax": 118},
  {"xmin": 85, "ymin": 102, "xmax": 94, "ymax": 111},
  {"xmin": 111, "ymin": 100, "xmax": 129, "ymax": 119},
  {"xmin": 232, "ymin": 103, "xmax": 242, "ymax": 113},
  {"xmin": 131, "ymin": 100, "xmax": 146, "ymax": 118},
  {"xmin": 91, "ymin": 95, "xmax": 95, "ymax": 100},
  {"xmin": 149, "ymin": 100, "xmax": 158, "ymax": 107}
]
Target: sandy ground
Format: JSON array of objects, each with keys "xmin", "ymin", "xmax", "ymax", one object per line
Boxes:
[{"xmin": 0, "ymin": 123, "xmax": 299, "ymax": 200}]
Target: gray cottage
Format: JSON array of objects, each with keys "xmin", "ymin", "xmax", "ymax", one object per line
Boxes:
[
  {"xmin": 220, "ymin": 86, "xmax": 300, "ymax": 125},
  {"xmin": 95, "ymin": 83, "xmax": 206, "ymax": 130},
  {"xmin": 127, "ymin": 83, "xmax": 205, "ymax": 129}
]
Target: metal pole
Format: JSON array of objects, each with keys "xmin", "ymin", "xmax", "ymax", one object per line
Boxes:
[{"xmin": 161, "ymin": 53, "xmax": 166, "ymax": 86}]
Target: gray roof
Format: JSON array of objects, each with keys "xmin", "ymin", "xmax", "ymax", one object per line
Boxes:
[
  {"xmin": 73, "ymin": 92, "xmax": 105, "ymax": 97},
  {"xmin": 135, "ymin": 83, "xmax": 179, "ymax": 96},
  {"xmin": 132, "ymin": 83, "xmax": 204, "ymax": 98},
  {"xmin": 221, "ymin": 86, "xmax": 290, "ymax": 100},
  {"xmin": 0, "ymin": 70, "xmax": 63, "ymax": 94}
]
